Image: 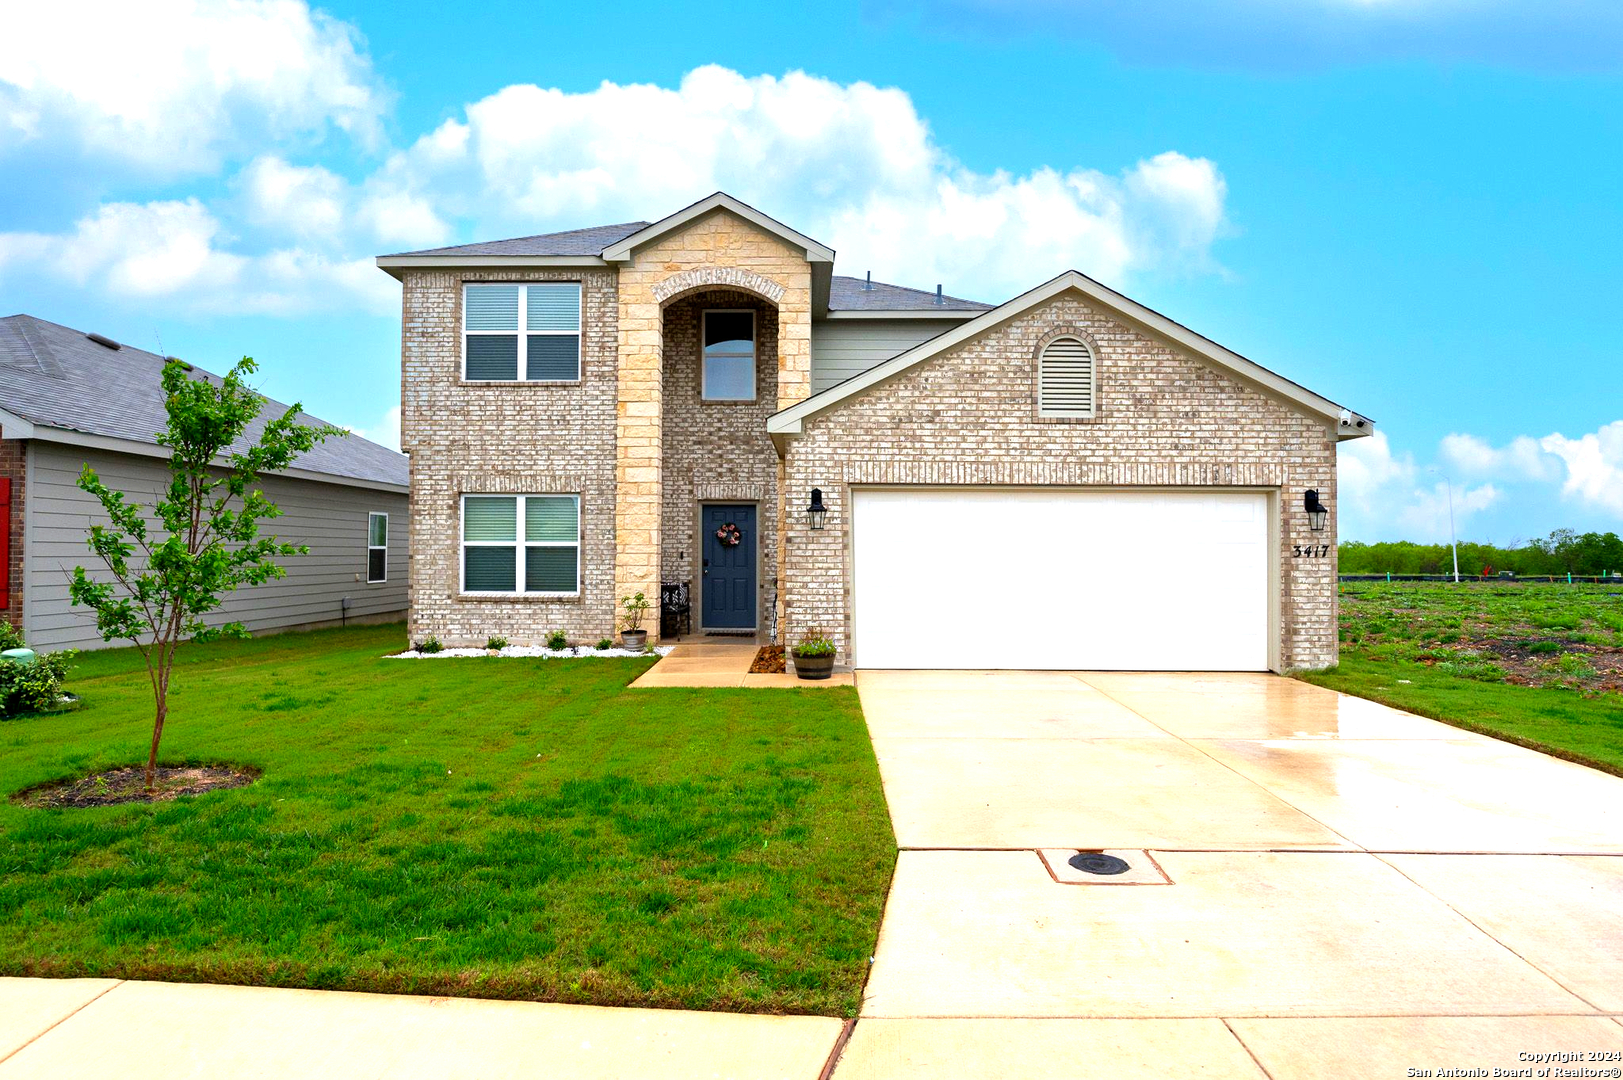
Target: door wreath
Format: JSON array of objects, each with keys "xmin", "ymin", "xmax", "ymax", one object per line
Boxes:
[{"xmin": 714, "ymin": 522, "xmax": 743, "ymax": 548}]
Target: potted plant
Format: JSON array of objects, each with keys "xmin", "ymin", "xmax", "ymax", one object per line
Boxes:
[
  {"xmin": 791, "ymin": 629, "xmax": 836, "ymax": 680},
  {"xmin": 620, "ymin": 592, "xmax": 650, "ymax": 649}
]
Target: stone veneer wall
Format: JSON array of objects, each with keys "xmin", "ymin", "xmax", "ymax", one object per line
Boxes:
[
  {"xmin": 658, "ymin": 289, "xmax": 781, "ymax": 631},
  {"xmin": 0, "ymin": 439, "xmax": 23, "ymax": 629},
  {"xmin": 400, "ymin": 267, "xmax": 619, "ymax": 646},
  {"xmin": 613, "ymin": 210, "xmax": 813, "ymax": 640},
  {"xmin": 781, "ymin": 293, "xmax": 1340, "ymax": 670}
]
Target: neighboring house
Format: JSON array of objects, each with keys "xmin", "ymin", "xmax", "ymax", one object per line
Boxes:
[
  {"xmin": 0, "ymin": 315, "xmax": 410, "ymax": 650},
  {"xmin": 377, "ymin": 192, "xmax": 1372, "ymax": 672}
]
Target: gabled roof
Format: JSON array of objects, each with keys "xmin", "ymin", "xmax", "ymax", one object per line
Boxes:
[
  {"xmin": 0, "ymin": 315, "xmax": 409, "ymax": 490},
  {"xmin": 768, "ymin": 270, "xmax": 1375, "ymax": 441},
  {"xmin": 599, "ymin": 192, "xmax": 834, "ymax": 263},
  {"xmin": 382, "ymin": 222, "xmax": 649, "ymax": 259},
  {"xmin": 828, "ymin": 275, "xmax": 991, "ymax": 314}
]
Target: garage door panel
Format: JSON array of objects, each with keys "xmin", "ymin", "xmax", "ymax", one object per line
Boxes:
[{"xmin": 852, "ymin": 489, "xmax": 1269, "ymax": 671}]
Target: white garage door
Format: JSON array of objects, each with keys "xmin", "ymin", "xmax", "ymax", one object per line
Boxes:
[{"xmin": 851, "ymin": 488, "xmax": 1271, "ymax": 671}]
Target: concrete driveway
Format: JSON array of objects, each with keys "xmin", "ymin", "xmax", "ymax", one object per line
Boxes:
[{"xmin": 835, "ymin": 671, "xmax": 1623, "ymax": 1079}]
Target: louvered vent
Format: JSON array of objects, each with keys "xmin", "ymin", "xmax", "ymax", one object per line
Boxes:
[{"xmin": 1039, "ymin": 337, "xmax": 1095, "ymax": 417}]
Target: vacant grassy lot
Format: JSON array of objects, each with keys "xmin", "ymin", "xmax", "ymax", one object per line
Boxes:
[
  {"xmin": 1300, "ymin": 582, "xmax": 1623, "ymax": 775},
  {"xmin": 0, "ymin": 625, "xmax": 895, "ymax": 1015}
]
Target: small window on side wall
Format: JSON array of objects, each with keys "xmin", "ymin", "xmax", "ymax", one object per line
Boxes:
[
  {"xmin": 464, "ymin": 283, "xmax": 581, "ymax": 381},
  {"xmin": 702, "ymin": 310, "xmax": 756, "ymax": 401},
  {"xmin": 367, "ymin": 513, "xmax": 388, "ymax": 583},
  {"xmin": 1038, "ymin": 336, "xmax": 1096, "ymax": 418}
]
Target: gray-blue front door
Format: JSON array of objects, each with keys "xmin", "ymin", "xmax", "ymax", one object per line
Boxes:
[{"xmin": 702, "ymin": 504, "xmax": 756, "ymax": 629}]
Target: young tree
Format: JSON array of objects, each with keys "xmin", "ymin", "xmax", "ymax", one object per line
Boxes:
[{"xmin": 69, "ymin": 357, "xmax": 336, "ymax": 791}]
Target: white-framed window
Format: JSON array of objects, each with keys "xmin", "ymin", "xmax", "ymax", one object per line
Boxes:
[
  {"xmin": 461, "ymin": 494, "xmax": 580, "ymax": 595},
  {"xmin": 367, "ymin": 512, "xmax": 388, "ymax": 583},
  {"xmin": 1038, "ymin": 336, "xmax": 1096, "ymax": 418},
  {"xmin": 463, "ymin": 282, "xmax": 582, "ymax": 382},
  {"xmin": 701, "ymin": 309, "xmax": 756, "ymax": 401}
]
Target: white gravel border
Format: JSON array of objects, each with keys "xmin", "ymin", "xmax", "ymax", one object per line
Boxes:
[{"xmin": 387, "ymin": 645, "xmax": 674, "ymax": 660}]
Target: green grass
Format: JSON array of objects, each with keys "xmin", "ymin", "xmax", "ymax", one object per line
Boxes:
[
  {"xmin": 1300, "ymin": 582, "xmax": 1623, "ymax": 777},
  {"xmin": 0, "ymin": 624, "xmax": 896, "ymax": 1015}
]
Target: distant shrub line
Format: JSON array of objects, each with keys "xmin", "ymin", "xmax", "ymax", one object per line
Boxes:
[{"xmin": 1341, "ymin": 529, "xmax": 1623, "ymax": 578}]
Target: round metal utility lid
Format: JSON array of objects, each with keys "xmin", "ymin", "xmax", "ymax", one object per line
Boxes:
[{"xmin": 1067, "ymin": 852, "xmax": 1130, "ymax": 876}]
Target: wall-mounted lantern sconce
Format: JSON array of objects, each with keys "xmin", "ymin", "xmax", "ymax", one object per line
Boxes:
[
  {"xmin": 806, "ymin": 487, "xmax": 828, "ymax": 531},
  {"xmin": 1304, "ymin": 489, "xmax": 1329, "ymax": 532}
]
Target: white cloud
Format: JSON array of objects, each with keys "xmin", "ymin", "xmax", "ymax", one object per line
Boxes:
[
  {"xmin": 1438, "ymin": 431, "xmax": 1559, "ymax": 481},
  {"xmin": 0, "ymin": 199, "xmax": 396, "ymax": 315},
  {"xmin": 380, "ymin": 66, "xmax": 1229, "ymax": 298},
  {"xmin": 0, "ymin": 0, "xmax": 384, "ymax": 174},
  {"xmin": 1540, "ymin": 421, "xmax": 1623, "ymax": 515},
  {"xmin": 239, "ymin": 156, "xmax": 347, "ymax": 242},
  {"xmin": 1397, "ymin": 481, "xmax": 1502, "ymax": 540},
  {"xmin": 1338, "ymin": 430, "xmax": 1499, "ymax": 541},
  {"xmin": 352, "ymin": 404, "xmax": 401, "ymax": 451}
]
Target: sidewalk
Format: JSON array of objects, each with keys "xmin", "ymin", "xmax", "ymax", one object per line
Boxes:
[
  {"xmin": 630, "ymin": 640, "xmax": 853, "ymax": 688},
  {"xmin": 0, "ymin": 978, "xmax": 845, "ymax": 1080}
]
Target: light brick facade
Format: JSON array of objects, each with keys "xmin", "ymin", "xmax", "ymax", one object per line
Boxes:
[
  {"xmin": 400, "ymin": 267, "xmax": 619, "ymax": 646},
  {"xmin": 0, "ymin": 438, "xmax": 23, "ymax": 629},
  {"xmin": 659, "ymin": 289, "xmax": 781, "ymax": 632},
  {"xmin": 611, "ymin": 211, "xmax": 812, "ymax": 638},
  {"xmin": 396, "ymin": 205, "xmax": 1344, "ymax": 667},
  {"xmin": 779, "ymin": 294, "xmax": 1340, "ymax": 671}
]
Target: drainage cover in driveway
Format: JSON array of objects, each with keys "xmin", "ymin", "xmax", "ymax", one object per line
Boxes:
[
  {"xmin": 1040, "ymin": 849, "xmax": 1172, "ymax": 885},
  {"xmin": 1068, "ymin": 852, "xmax": 1131, "ymax": 876}
]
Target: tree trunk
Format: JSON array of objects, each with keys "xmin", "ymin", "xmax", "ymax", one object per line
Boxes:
[{"xmin": 146, "ymin": 697, "xmax": 167, "ymax": 793}]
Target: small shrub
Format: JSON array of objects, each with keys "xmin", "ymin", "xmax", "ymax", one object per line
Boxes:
[
  {"xmin": 0, "ymin": 622, "xmax": 23, "ymax": 652},
  {"xmin": 595, "ymin": 638, "xmax": 614, "ymax": 651},
  {"xmin": 1557, "ymin": 652, "xmax": 1596, "ymax": 679},
  {"xmin": 485, "ymin": 636, "xmax": 508, "ymax": 651},
  {"xmin": 416, "ymin": 636, "xmax": 442, "ymax": 654},
  {"xmin": 0, "ymin": 650, "xmax": 77, "ymax": 717},
  {"xmin": 1435, "ymin": 631, "xmax": 1461, "ymax": 645},
  {"xmin": 546, "ymin": 629, "xmax": 568, "ymax": 650},
  {"xmin": 1528, "ymin": 640, "xmax": 1560, "ymax": 655},
  {"xmin": 793, "ymin": 629, "xmax": 836, "ymax": 658}
]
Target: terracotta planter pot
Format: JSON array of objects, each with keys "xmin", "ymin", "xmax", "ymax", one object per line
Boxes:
[
  {"xmin": 792, "ymin": 652, "xmax": 834, "ymax": 680},
  {"xmin": 621, "ymin": 630, "xmax": 647, "ymax": 649}
]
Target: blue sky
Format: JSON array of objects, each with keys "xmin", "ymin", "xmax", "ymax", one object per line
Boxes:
[{"xmin": 3, "ymin": 0, "xmax": 1620, "ymax": 545}]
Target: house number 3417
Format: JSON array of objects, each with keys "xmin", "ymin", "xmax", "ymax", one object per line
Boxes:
[{"xmin": 1292, "ymin": 544, "xmax": 1330, "ymax": 558}]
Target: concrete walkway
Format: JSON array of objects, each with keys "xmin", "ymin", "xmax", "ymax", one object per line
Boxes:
[
  {"xmin": 833, "ymin": 670, "xmax": 1623, "ymax": 1078},
  {"xmin": 631, "ymin": 639, "xmax": 853, "ymax": 688},
  {"xmin": 0, "ymin": 978, "xmax": 846, "ymax": 1079}
]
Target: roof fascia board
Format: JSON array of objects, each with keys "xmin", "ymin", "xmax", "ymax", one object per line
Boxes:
[
  {"xmin": 601, "ymin": 193, "xmax": 835, "ymax": 263},
  {"xmin": 769, "ymin": 270, "xmax": 1372, "ymax": 437},
  {"xmin": 375, "ymin": 254, "xmax": 608, "ymax": 279},
  {"xmin": 0, "ymin": 406, "xmax": 37, "ymax": 440},
  {"xmin": 820, "ymin": 309, "xmax": 985, "ymax": 321},
  {"xmin": 25, "ymin": 424, "xmax": 408, "ymax": 494}
]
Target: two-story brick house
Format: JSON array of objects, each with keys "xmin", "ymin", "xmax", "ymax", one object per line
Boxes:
[{"xmin": 377, "ymin": 192, "xmax": 1372, "ymax": 671}]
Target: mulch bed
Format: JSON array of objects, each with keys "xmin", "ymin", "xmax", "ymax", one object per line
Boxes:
[
  {"xmin": 750, "ymin": 645, "xmax": 786, "ymax": 674},
  {"xmin": 13, "ymin": 765, "xmax": 259, "ymax": 808}
]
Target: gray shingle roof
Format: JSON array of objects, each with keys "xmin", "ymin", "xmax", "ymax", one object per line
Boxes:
[
  {"xmin": 0, "ymin": 315, "xmax": 408, "ymax": 488},
  {"xmin": 829, "ymin": 275, "xmax": 991, "ymax": 312},
  {"xmin": 385, "ymin": 222, "xmax": 650, "ymax": 258}
]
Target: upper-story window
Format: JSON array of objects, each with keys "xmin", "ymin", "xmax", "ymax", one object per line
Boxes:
[
  {"xmin": 1038, "ymin": 335, "xmax": 1096, "ymax": 418},
  {"xmin": 464, "ymin": 283, "xmax": 581, "ymax": 382},
  {"xmin": 702, "ymin": 310, "xmax": 756, "ymax": 401}
]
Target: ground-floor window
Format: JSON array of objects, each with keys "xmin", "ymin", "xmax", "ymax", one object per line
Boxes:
[
  {"xmin": 461, "ymin": 494, "xmax": 580, "ymax": 595},
  {"xmin": 367, "ymin": 512, "xmax": 388, "ymax": 583}
]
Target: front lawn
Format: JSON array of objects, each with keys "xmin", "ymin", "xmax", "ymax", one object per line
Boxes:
[
  {"xmin": 0, "ymin": 624, "xmax": 896, "ymax": 1016},
  {"xmin": 1299, "ymin": 582, "xmax": 1623, "ymax": 776}
]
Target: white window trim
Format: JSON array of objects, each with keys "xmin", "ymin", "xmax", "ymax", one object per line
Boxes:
[
  {"xmin": 701, "ymin": 308, "xmax": 757, "ymax": 401},
  {"xmin": 367, "ymin": 512, "xmax": 388, "ymax": 584},
  {"xmin": 459, "ymin": 494, "xmax": 582, "ymax": 597},
  {"xmin": 462, "ymin": 283, "xmax": 582, "ymax": 383},
  {"xmin": 1038, "ymin": 335, "xmax": 1097, "ymax": 419}
]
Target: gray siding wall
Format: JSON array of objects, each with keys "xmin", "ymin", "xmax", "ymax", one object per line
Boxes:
[
  {"xmin": 24, "ymin": 442, "xmax": 408, "ymax": 650},
  {"xmin": 810, "ymin": 318, "xmax": 963, "ymax": 393}
]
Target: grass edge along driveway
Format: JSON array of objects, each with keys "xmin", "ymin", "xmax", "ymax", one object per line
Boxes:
[{"xmin": 0, "ymin": 624, "xmax": 896, "ymax": 1017}]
